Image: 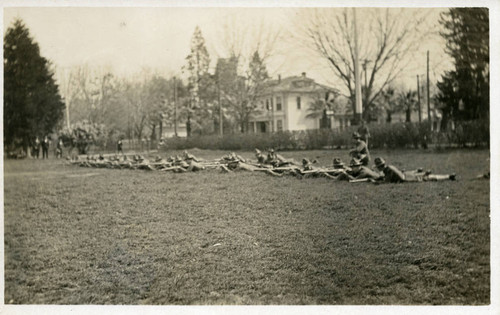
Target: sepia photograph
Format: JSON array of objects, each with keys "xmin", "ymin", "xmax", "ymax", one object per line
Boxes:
[{"xmin": 1, "ymin": 1, "xmax": 497, "ymax": 314}]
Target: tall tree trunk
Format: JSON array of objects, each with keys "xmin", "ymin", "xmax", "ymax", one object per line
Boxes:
[
  {"xmin": 186, "ymin": 115, "xmax": 191, "ymax": 137},
  {"xmin": 150, "ymin": 124, "xmax": 156, "ymax": 141}
]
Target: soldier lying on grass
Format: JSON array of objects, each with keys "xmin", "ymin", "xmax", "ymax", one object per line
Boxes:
[
  {"xmin": 220, "ymin": 152, "xmax": 246, "ymax": 164},
  {"xmin": 341, "ymin": 158, "xmax": 382, "ymax": 182},
  {"xmin": 182, "ymin": 150, "xmax": 201, "ymax": 163},
  {"xmin": 159, "ymin": 155, "xmax": 206, "ymax": 172},
  {"xmin": 297, "ymin": 158, "xmax": 338, "ymax": 179},
  {"xmin": 264, "ymin": 148, "xmax": 301, "ymax": 167},
  {"xmin": 219, "ymin": 159, "xmax": 283, "ymax": 177},
  {"xmin": 255, "ymin": 149, "xmax": 266, "ymax": 164},
  {"xmin": 374, "ymin": 157, "xmax": 456, "ymax": 183},
  {"xmin": 327, "ymin": 158, "xmax": 354, "ymax": 181}
]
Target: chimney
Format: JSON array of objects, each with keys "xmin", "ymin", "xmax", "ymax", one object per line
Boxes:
[
  {"xmin": 301, "ymin": 72, "xmax": 306, "ymax": 78},
  {"xmin": 278, "ymin": 74, "xmax": 281, "ymax": 83}
]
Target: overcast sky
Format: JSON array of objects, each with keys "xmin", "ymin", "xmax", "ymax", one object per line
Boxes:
[{"xmin": 4, "ymin": 6, "xmax": 452, "ymax": 93}]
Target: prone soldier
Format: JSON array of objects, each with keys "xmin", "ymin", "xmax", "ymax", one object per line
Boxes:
[
  {"xmin": 220, "ymin": 159, "xmax": 283, "ymax": 177},
  {"xmin": 183, "ymin": 150, "xmax": 201, "ymax": 163},
  {"xmin": 265, "ymin": 148, "xmax": 301, "ymax": 167},
  {"xmin": 342, "ymin": 158, "xmax": 382, "ymax": 182},
  {"xmin": 255, "ymin": 149, "xmax": 266, "ymax": 164},
  {"xmin": 374, "ymin": 157, "xmax": 456, "ymax": 183}
]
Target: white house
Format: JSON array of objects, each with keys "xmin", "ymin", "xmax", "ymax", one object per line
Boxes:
[{"xmin": 248, "ymin": 73, "xmax": 351, "ymax": 132}]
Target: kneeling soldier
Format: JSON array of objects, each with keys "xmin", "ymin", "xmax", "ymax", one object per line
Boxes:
[{"xmin": 349, "ymin": 132, "xmax": 370, "ymax": 166}]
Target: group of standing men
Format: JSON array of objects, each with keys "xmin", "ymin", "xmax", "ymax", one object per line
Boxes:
[
  {"xmin": 32, "ymin": 136, "xmax": 64, "ymax": 159},
  {"xmin": 32, "ymin": 136, "xmax": 50, "ymax": 159}
]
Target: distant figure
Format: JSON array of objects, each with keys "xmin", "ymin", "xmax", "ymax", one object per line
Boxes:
[
  {"xmin": 56, "ymin": 139, "xmax": 63, "ymax": 159},
  {"xmin": 357, "ymin": 119, "xmax": 370, "ymax": 147},
  {"xmin": 158, "ymin": 138, "xmax": 165, "ymax": 150},
  {"xmin": 33, "ymin": 136, "xmax": 41, "ymax": 159},
  {"xmin": 117, "ymin": 139, "xmax": 123, "ymax": 155},
  {"xmin": 41, "ymin": 136, "xmax": 50, "ymax": 159}
]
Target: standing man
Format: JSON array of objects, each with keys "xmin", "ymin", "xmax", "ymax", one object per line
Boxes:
[
  {"xmin": 117, "ymin": 138, "xmax": 124, "ymax": 155},
  {"xmin": 357, "ymin": 119, "xmax": 370, "ymax": 147},
  {"xmin": 33, "ymin": 136, "xmax": 41, "ymax": 159},
  {"xmin": 41, "ymin": 136, "xmax": 50, "ymax": 159},
  {"xmin": 56, "ymin": 139, "xmax": 63, "ymax": 158}
]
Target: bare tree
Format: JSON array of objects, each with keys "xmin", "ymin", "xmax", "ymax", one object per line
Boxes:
[
  {"xmin": 296, "ymin": 8, "xmax": 432, "ymax": 120},
  {"xmin": 121, "ymin": 77, "xmax": 152, "ymax": 141},
  {"xmin": 59, "ymin": 65, "xmax": 122, "ymax": 128}
]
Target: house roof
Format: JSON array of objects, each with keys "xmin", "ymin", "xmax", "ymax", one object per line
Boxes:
[{"xmin": 263, "ymin": 75, "xmax": 338, "ymax": 94}]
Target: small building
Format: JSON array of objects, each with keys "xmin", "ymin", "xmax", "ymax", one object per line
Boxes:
[{"xmin": 248, "ymin": 73, "xmax": 351, "ymax": 132}]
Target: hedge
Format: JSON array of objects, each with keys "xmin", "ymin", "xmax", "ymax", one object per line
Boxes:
[{"xmin": 157, "ymin": 120, "xmax": 489, "ymax": 152}]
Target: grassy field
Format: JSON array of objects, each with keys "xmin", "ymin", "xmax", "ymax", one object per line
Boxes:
[{"xmin": 3, "ymin": 148, "xmax": 490, "ymax": 305}]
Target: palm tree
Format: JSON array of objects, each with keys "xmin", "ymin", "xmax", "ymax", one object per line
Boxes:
[
  {"xmin": 306, "ymin": 93, "xmax": 342, "ymax": 129},
  {"xmin": 376, "ymin": 86, "xmax": 398, "ymax": 123},
  {"xmin": 397, "ymin": 90, "xmax": 418, "ymax": 122}
]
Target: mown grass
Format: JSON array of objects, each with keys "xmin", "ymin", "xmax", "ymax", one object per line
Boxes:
[{"xmin": 3, "ymin": 149, "xmax": 490, "ymax": 305}]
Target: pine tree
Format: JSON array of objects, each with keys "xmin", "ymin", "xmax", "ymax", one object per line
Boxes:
[
  {"xmin": 4, "ymin": 19, "xmax": 65, "ymax": 152},
  {"xmin": 185, "ymin": 26, "xmax": 212, "ymax": 136},
  {"xmin": 216, "ymin": 51, "xmax": 270, "ymax": 133},
  {"xmin": 438, "ymin": 8, "xmax": 489, "ymax": 121},
  {"xmin": 244, "ymin": 51, "xmax": 269, "ymax": 131}
]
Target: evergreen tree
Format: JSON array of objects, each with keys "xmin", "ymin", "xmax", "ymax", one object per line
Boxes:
[
  {"xmin": 217, "ymin": 51, "xmax": 269, "ymax": 133},
  {"xmin": 4, "ymin": 19, "xmax": 65, "ymax": 152},
  {"xmin": 438, "ymin": 8, "xmax": 489, "ymax": 121},
  {"xmin": 185, "ymin": 26, "xmax": 213, "ymax": 136},
  {"xmin": 243, "ymin": 51, "xmax": 269, "ymax": 131}
]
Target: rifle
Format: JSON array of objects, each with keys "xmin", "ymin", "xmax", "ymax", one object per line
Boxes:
[{"xmin": 349, "ymin": 178, "xmax": 375, "ymax": 183}]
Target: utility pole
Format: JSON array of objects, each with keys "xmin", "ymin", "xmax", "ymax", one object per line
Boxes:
[
  {"xmin": 173, "ymin": 76, "xmax": 178, "ymax": 137},
  {"xmin": 353, "ymin": 8, "xmax": 362, "ymax": 124},
  {"xmin": 218, "ymin": 76, "xmax": 223, "ymax": 136},
  {"xmin": 427, "ymin": 51, "xmax": 431, "ymax": 128},
  {"xmin": 65, "ymin": 101, "xmax": 71, "ymax": 129},
  {"xmin": 417, "ymin": 75, "xmax": 422, "ymax": 123},
  {"xmin": 64, "ymin": 71, "xmax": 72, "ymax": 129},
  {"xmin": 271, "ymin": 98, "xmax": 274, "ymax": 132},
  {"xmin": 362, "ymin": 59, "xmax": 370, "ymax": 120}
]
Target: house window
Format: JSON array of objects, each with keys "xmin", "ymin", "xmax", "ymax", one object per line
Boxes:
[
  {"xmin": 276, "ymin": 96, "xmax": 282, "ymax": 111},
  {"xmin": 277, "ymin": 120, "xmax": 283, "ymax": 132},
  {"xmin": 296, "ymin": 96, "xmax": 301, "ymax": 109},
  {"xmin": 266, "ymin": 99, "xmax": 270, "ymax": 110}
]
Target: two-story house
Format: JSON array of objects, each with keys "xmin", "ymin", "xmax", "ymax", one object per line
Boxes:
[{"xmin": 248, "ymin": 73, "xmax": 351, "ymax": 133}]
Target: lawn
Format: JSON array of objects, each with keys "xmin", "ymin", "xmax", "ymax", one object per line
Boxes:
[{"xmin": 3, "ymin": 148, "xmax": 490, "ymax": 305}]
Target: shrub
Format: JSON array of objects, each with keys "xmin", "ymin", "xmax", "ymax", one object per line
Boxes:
[
  {"xmin": 59, "ymin": 120, "xmax": 107, "ymax": 154},
  {"xmin": 158, "ymin": 120, "xmax": 488, "ymax": 152}
]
